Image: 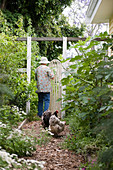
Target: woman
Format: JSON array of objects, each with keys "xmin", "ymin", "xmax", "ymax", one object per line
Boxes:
[{"xmin": 35, "ymin": 57, "xmax": 54, "ymax": 117}]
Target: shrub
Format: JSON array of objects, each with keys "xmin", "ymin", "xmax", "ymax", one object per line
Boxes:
[
  {"xmin": 0, "ymin": 149, "xmax": 45, "ymax": 169},
  {"xmin": 0, "ymin": 122, "xmax": 37, "ymax": 157},
  {"xmin": 62, "ymin": 32, "xmax": 113, "ymax": 169},
  {"xmin": 0, "ymin": 12, "xmax": 39, "ymax": 114},
  {"xmin": 0, "ymin": 105, "xmax": 27, "ymax": 126}
]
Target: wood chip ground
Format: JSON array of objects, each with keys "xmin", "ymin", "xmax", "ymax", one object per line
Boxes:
[{"xmin": 22, "ymin": 120, "xmax": 85, "ymax": 170}]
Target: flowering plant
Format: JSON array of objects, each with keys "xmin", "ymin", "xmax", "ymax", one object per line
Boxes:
[
  {"xmin": 0, "ymin": 121, "xmax": 37, "ymax": 157},
  {"xmin": 0, "ymin": 148, "xmax": 45, "ymax": 169}
]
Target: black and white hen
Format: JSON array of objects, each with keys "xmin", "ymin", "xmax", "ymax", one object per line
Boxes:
[
  {"xmin": 42, "ymin": 110, "xmax": 58, "ymax": 129},
  {"xmin": 42, "ymin": 110, "xmax": 65, "ymax": 136}
]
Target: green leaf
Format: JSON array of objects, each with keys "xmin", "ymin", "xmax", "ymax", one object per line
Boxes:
[
  {"xmin": 105, "ymin": 74, "xmax": 111, "ymax": 80},
  {"xmin": 69, "ymin": 64, "xmax": 77, "ymax": 69},
  {"xmin": 79, "ymin": 112, "xmax": 88, "ymax": 118},
  {"xmin": 66, "ymin": 86, "xmax": 75, "ymax": 91},
  {"xmin": 61, "ymin": 77, "xmax": 70, "ymax": 85},
  {"xmin": 70, "ymin": 55, "xmax": 82, "ymax": 62},
  {"xmin": 99, "ymin": 106, "xmax": 107, "ymax": 112},
  {"xmin": 96, "ymin": 75, "xmax": 103, "ymax": 80},
  {"xmin": 77, "ymin": 66, "xmax": 83, "ymax": 74}
]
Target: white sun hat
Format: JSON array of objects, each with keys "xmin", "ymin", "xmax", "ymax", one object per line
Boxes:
[{"xmin": 39, "ymin": 57, "xmax": 50, "ymax": 64}]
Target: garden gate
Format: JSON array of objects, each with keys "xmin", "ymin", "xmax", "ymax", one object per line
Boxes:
[{"xmin": 49, "ymin": 59, "xmax": 62, "ymax": 118}]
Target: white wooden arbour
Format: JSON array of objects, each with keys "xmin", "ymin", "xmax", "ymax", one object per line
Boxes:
[
  {"xmin": 18, "ymin": 37, "xmax": 67, "ymax": 118},
  {"xmin": 16, "ymin": 36, "xmax": 106, "ymax": 118}
]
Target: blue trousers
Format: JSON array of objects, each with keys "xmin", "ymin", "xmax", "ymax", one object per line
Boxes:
[{"xmin": 38, "ymin": 92, "xmax": 50, "ymax": 117}]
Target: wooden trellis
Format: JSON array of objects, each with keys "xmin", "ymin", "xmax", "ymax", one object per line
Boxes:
[{"xmin": 49, "ymin": 59, "xmax": 62, "ymax": 118}]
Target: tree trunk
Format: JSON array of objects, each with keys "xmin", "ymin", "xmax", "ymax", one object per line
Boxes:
[{"xmin": 1, "ymin": 0, "xmax": 7, "ymax": 10}]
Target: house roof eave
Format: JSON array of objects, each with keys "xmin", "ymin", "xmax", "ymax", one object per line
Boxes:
[{"xmin": 85, "ymin": 0, "xmax": 102, "ymax": 24}]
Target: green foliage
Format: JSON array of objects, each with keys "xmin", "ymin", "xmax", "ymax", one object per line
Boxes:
[
  {"xmin": 0, "ymin": 153, "xmax": 42, "ymax": 170},
  {"xmin": 0, "ymin": 12, "xmax": 39, "ymax": 115},
  {"xmin": 98, "ymin": 147, "xmax": 113, "ymax": 170},
  {"xmin": 0, "ymin": 20, "xmax": 27, "ymax": 108},
  {"xmin": 0, "ymin": 156, "xmax": 8, "ymax": 168},
  {"xmin": 0, "ymin": 123, "xmax": 37, "ymax": 157},
  {"xmin": 63, "ymin": 114, "xmax": 105, "ymax": 156},
  {"xmin": 0, "ymin": 149, "xmax": 43, "ymax": 169},
  {"xmin": 1, "ymin": 0, "xmax": 73, "ymax": 31},
  {"xmin": 0, "ymin": 7, "xmax": 84, "ymax": 117},
  {"xmin": 38, "ymin": 15, "xmax": 84, "ymax": 60},
  {"xmin": 62, "ymin": 33, "xmax": 113, "ymax": 128},
  {"xmin": 0, "ymin": 83, "xmax": 14, "ymax": 106},
  {"xmin": 1, "ymin": 0, "xmax": 84, "ymax": 59},
  {"xmin": 61, "ymin": 32, "xmax": 113, "ymax": 169},
  {"xmin": 6, "ymin": 133, "xmax": 36, "ymax": 157},
  {"xmin": 0, "ymin": 105, "xmax": 27, "ymax": 125}
]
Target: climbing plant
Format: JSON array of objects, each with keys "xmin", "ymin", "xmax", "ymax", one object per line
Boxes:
[
  {"xmin": 0, "ymin": 0, "xmax": 73, "ymax": 31},
  {"xmin": 0, "ymin": 0, "xmax": 84, "ymax": 59}
]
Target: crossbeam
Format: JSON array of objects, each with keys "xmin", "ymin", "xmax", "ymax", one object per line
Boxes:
[{"xmin": 16, "ymin": 37, "xmax": 107, "ymax": 41}]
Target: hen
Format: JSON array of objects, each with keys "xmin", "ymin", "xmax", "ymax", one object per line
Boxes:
[
  {"xmin": 41, "ymin": 110, "xmax": 52, "ymax": 129},
  {"xmin": 42, "ymin": 110, "xmax": 58, "ymax": 129},
  {"xmin": 49, "ymin": 112, "xmax": 65, "ymax": 136}
]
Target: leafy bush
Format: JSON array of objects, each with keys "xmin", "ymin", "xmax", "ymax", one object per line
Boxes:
[
  {"xmin": 95, "ymin": 113, "xmax": 113, "ymax": 169},
  {"xmin": 0, "ymin": 105, "xmax": 27, "ymax": 126},
  {"xmin": 61, "ymin": 32, "xmax": 113, "ymax": 169},
  {"xmin": 0, "ymin": 122, "xmax": 37, "ymax": 157},
  {"xmin": 0, "ymin": 106, "xmax": 37, "ymax": 158},
  {"xmin": 0, "ymin": 149, "xmax": 45, "ymax": 169},
  {"xmin": 0, "ymin": 12, "xmax": 39, "ymax": 116}
]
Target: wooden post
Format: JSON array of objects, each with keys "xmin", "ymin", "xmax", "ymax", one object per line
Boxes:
[
  {"xmin": 61, "ymin": 37, "xmax": 67, "ymax": 118},
  {"xmin": 26, "ymin": 37, "xmax": 31, "ymax": 114},
  {"xmin": 63, "ymin": 37, "xmax": 67, "ymax": 60}
]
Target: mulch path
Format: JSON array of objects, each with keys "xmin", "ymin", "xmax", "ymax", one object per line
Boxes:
[{"xmin": 22, "ymin": 120, "xmax": 85, "ymax": 170}]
